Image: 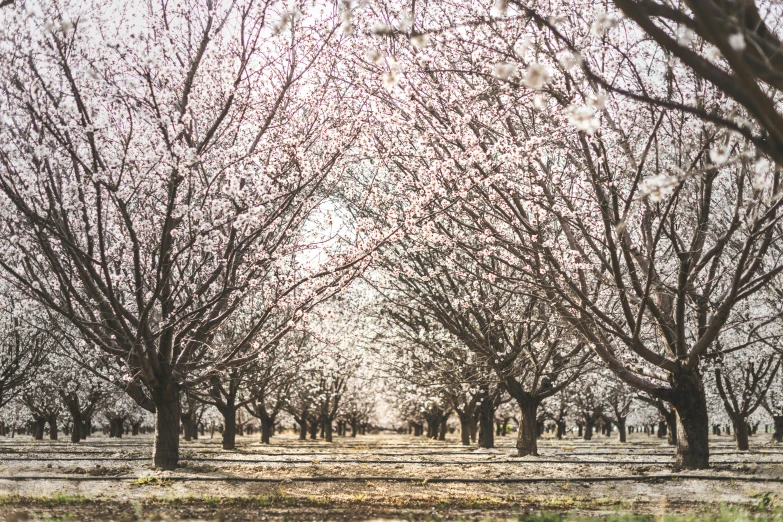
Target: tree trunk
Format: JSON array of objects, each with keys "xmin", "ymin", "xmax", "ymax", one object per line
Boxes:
[
  {"xmin": 298, "ymin": 417, "xmax": 308, "ymax": 440},
  {"xmin": 771, "ymin": 416, "xmax": 783, "ymax": 443},
  {"xmin": 65, "ymin": 397, "xmax": 81, "ymax": 444},
  {"xmin": 324, "ymin": 420, "xmax": 333, "ymax": 442},
  {"xmin": 221, "ymin": 406, "xmax": 237, "ymax": 450},
  {"xmin": 261, "ymin": 416, "xmax": 272, "ymax": 444},
  {"xmin": 734, "ymin": 418, "xmax": 750, "ymax": 451},
  {"xmin": 477, "ymin": 400, "xmax": 495, "ymax": 449},
  {"xmin": 308, "ymin": 419, "xmax": 319, "ymax": 439},
  {"xmin": 556, "ymin": 420, "xmax": 566, "ymax": 439},
  {"xmin": 458, "ymin": 412, "xmax": 471, "ymax": 446},
  {"xmin": 584, "ymin": 420, "xmax": 594, "ymax": 440},
  {"xmin": 48, "ymin": 416, "xmax": 58, "ymax": 440},
  {"xmin": 151, "ymin": 382, "xmax": 181, "ymax": 470},
  {"xmin": 438, "ymin": 415, "xmax": 448, "ymax": 441},
  {"xmin": 351, "ymin": 420, "xmax": 358, "ymax": 437},
  {"xmin": 618, "ymin": 419, "xmax": 627, "ymax": 443},
  {"xmin": 34, "ymin": 418, "xmax": 45, "ymax": 440},
  {"xmin": 70, "ymin": 410, "xmax": 81, "ymax": 444},
  {"xmin": 114, "ymin": 418, "xmax": 124, "ymax": 439},
  {"xmin": 516, "ymin": 400, "xmax": 539, "ymax": 456},
  {"xmin": 671, "ymin": 372, "xmax": 710, "ymax": 469}
]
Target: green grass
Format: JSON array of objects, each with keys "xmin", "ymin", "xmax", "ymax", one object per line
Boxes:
[{"xmin": 130, "ymin": 476, "xmax": 172, "ymax": 487}]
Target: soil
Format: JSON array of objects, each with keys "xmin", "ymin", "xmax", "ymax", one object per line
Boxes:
[{"xmin": 0, "ymin": 432, "xmax": 782, "ymax": 521}]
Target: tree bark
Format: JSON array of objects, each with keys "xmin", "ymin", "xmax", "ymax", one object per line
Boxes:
[
  {"xmin": 457, "ymin": 412, "xmax": 471, "ymax": 446},
  {"xmin": 516, "ymin": 400, "xmax": 539, "ymax": 456},
  {"xmin": 48, "ymin": 416, "xmax": 58, "ymax": 440},
  {"xmin": 438, "ymin": 415, "xmax": 448, "ymax": 441},
  {"xmin": 584, "ymin": 421, "xmax": 594, "ymax": 440},
  {"xmin": 477, "ymin": 399, "xmax": 495, "ymax": 449},
  {"xmin": 221, "ymin": 406, "xmax": 237, "ymax": 450},
  {"xmin": 260, "ymin": 416, "xmax": 272, "ymax": 444},
  {"xmin": 113, "ymin": 418, "xmax": 124, "ymax": 439},
  {"xmin": 33, "ymin": 418, "xmax": 45, "ymax": 440},
  {"xmin": 618, "ymin": 419, "xmax": 627, "ymax": 443},
  {"xmin": 324, "ymin": 420, "xmax": 333, "ymax": 442},
  {"xmin": 734, "ymin": 419, "xmax": 750, "ymax": 451},
  {"xmin": 671, "ymin": 372, "xmax": 710, "ymax": 469},
  {"xmin": 151, "ymin": 383, "xmax": 180, "ymax": 470},
  {"xmin": 771, "ymin": 416, "xmax": 783, "ymax": 443},
  {"xmin": 556, "ymin": 420, "xmax": 566, "ymax": 439}
]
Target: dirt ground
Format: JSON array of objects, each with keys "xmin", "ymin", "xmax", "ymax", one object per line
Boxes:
[{"xmin": 1, "ymin": 431, "xmax": 782, "ymax": 521}]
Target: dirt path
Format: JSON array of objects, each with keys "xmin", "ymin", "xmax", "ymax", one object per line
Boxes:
[{"xmin": 1, "ymin": 433, "xmax": 781, "ymax": 520}]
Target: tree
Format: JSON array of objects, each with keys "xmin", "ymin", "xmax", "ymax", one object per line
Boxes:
[
  {"xmin": 0, "ymin": 299, "xmax": 47, "ymax": 409},
  {"xmin": 340, "ymin": 0, "xmax": 783, "ymax": 469},
  {"xmin": 0, "ymin": 0, "xmax": 372, "ymax": 468}
]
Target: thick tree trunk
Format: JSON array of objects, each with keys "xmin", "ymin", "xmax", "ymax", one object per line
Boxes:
[
  {"xmin": 734, "ymin": 418, "xmax": 750, "ymax": 451},
  {"xmin": 556, "ymin": 420, "xmax": 566, "ymax": 439},
  {"xmin": 298, "ymin": 417, "xmax": 308, "ymax": 440},
  {"xmin": 182, "ymin": 413, "xmax": 192, "ymax": 441},
  {"xmin": 152, "ymin": 383, "xmax": 180, "ymax": 470},
  {"xmin": 324, "ymin": 420, "xmax": 333, "ymax": 442},
  {"xmin": 584, "ymin": 421, "xmax": 594, "ymax": 440},
  {"xmin": 516, "ymin": 401, "xmax": 539, "ymax": 456},
  {"xmin": 34, "ymin": 418, "xmax": 45, "ymax": 440},
  {"xmin": 477, "ymin": 400, "xmax": 495, "ymax": 449},
  {"xmin": 261, "ymin": 416, "xmax": 272, "ymax": 444},
  {"xmin": 351, "ymin": 420, "xmax": 358, "ymax": 437},
  {"xmin": 81, "ymin": 418, "xmax": 91, "ymax": 439},
  {"xmin": 438, "ymin": 415, "xmax": 448, "ymax": 441},
  {"xmin": 308, "ymin": 419, "xmax": 319, "ymax": 439},
  {"xmin": 70, "ymin": 410, "xmax": 81, "ymax": 444},
  {"xmin": 671, "ymin": 372, "xmax": 710, "ymax": 469},
  {"xmin": 65, "ymin": 397, "xmax": 81, "ymax": 444},
  {"xmin": 618, "ymin": 419, "xmax": 627, "ymax": 443},
  {"xmin": 770, "ymin": 416, "xmax": 783, "ymax": 443},
  {"xmin": 48, "ymin": 416, "xmax": 58, "ymax": 440},
  {"xmin": 221, "ymin": 406, "xmax": 237, "ymax": 450},
  {"xmin": 114, "ymin": 418, "xmax": 124, "ymax": 439},
  {"xmin": 457, "ymin": 412, "xmax": 471, "ymax": 446}
]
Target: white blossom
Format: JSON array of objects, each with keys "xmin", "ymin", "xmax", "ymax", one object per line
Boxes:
[{"xmin": 523, "ymin": 63, "xmax": 550, "ymax": 89}]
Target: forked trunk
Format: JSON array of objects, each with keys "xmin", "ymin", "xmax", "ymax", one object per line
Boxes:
[
  {"xmin": 152, "ymin": 382, "xmax": 180, "ymax": 470},
  {"xmin": 671, "ymin": 372, "xmax": 709, "ymax": 469},
  {"xmin": 516, "ymin": 400, "xmax": 538, "ymax": 456}
]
